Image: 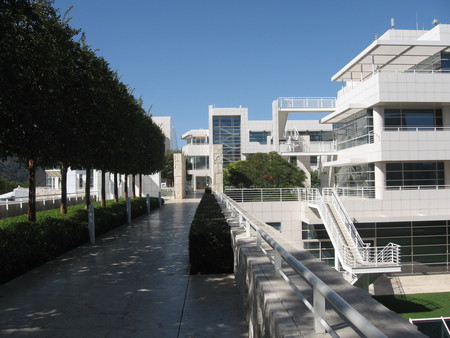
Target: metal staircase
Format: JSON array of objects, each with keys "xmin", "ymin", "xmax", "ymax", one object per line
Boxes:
[{"xmin": 306, "ymin": 188, "xmax": 401, "ymax": 284}]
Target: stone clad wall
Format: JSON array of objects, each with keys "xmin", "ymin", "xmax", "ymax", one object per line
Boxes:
[
  {"xmin": 173, "ymin": 153, "xmax": 186, "ymax": 199},
  {"xmin": 212, "ymin": 144, "xmax": 223, "ymax": 193}
]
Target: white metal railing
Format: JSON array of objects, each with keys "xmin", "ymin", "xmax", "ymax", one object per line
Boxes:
[
  {"xmin": 277, "ymin": 97, "xmax": 336, "ymax": 109},
  {"xmin": 280, "ymin": 141, "xmax": 336, "ymax": 153},
  {"xmin": 323, "ymin": 188, "xmax": 366, "ymax": 250},
  {"xmin": 307, "ymin": 188, "xmax": 401, "ymax": 269},
  {"xmin": 225, "ymin": 188, "xmax": 305, "ymax": 203},
  {"xmin": 386, "ymin": 185, "xmax": 450, "ymax": 191},
  {"xmin": 334, "ymin": 187, "xmax": 376, "ymax": 199},
  {"xmin": 0, "ymin": 191, "xmax": 99, "ymax": 207},
  {"xmin": 216, "ymin": 191, "xmax": 388, "ymax": 337},
  {"xmin": 224, "ymin": 188, "xmax": 401, "ymax": 270},
  {"xmin": 384, "ymin": 126, "xmax": 450, "ymax": 132}
]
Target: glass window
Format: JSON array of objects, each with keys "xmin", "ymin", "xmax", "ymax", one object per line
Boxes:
[
  {"xmin": 213, "ymin": 116, "xmax": 241, "ymax": 165},
  {"xmin": 249, "ymin": 131, "xmax": 271, "ymax": 144},
  {"xmin": 334, "ymin": 163, "xmax": 375, "ymax": 187},
  {"xmin": 188, "ymin": 156, "xmax": 209, "ymax": 170},
  {"xmin": 333, "ymin": 109, "xmax": 373, "ymax": 150},
  {"xmin": 384, "ymin": 108, "xmax": 442, "ymax": 129},
  {"xmin": 386, "ymin": 162, "xmax": 445, "ymax": 187}
]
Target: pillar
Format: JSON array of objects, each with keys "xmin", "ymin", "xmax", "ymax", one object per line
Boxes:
[
  {"xmin": 212, "ymin": 144, "xmax": 223, "ymax": 193},
  {"xmin": 173, "ymin": 153, "xmax": 186, "ymax": 199},
  {"xmin": 374, "ymin": 162, "xmax": 385, "ymax": 199}
]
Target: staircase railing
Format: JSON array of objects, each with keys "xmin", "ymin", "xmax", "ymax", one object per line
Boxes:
[
  {"xmin": 306, "ymin": 189, "xmax": 358, "ymax": 269},
  {"xmin": 307, "ymin": 188, "xmax": 401, "ymax": 270},
  {"xmin": 323, "ymin": 188, "xmax": 368, "ymax": 252}
]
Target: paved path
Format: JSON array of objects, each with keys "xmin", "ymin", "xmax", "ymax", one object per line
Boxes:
[
  {"xmin": 0, "ymin": 195, "xmax": 247, "ymax": 337},
  {"xmin": 370, "ymin": 273, "xmax": 450, "ymax": 296}
]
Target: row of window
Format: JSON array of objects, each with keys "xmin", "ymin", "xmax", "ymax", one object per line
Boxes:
[
  {"xmin": 302, "ymin": 220, "xmax": 450, "ymax": 272},
  {"xmin": 386, "ymin": 162, "xmax": 444, "ymax": 187},
  {"xmin": 384, "ymin": 108, "xmax": 442, "ymax": 129}
]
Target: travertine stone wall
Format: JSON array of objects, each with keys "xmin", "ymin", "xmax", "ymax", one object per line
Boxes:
[{"xmin": 174, "ymin": 153, "xmax": 186, "ymax": 199}]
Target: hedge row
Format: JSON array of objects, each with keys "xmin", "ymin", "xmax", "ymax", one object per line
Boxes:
[
  {"xmin": 0, "ymin": 197, "xmax": 162, "ymax": 284},
  {"xmin": 189, "ymin": 192, "xmax": 233, "ymax": 274}
]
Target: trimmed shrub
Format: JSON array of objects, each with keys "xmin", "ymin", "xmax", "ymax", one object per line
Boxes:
[
  {"xmin": 189, "ymin": 193, "xmax": 233, "ymax": 274},
  {"xmin": 0, "ymin": 196, "xmax": 163, "ymax": 284}
]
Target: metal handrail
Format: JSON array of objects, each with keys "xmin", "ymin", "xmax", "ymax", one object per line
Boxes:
[
  {"xmin": 277, "ymin": 97, "xmax": 336, "ymax": 109},
  {"xmin": 307, "ymin": 188, "xmax": 400, "ymax": 268},
  {"xmin": 383, "ymin": 126, "xmax": 450, "ymax": 132},
  {"xmin": 323, "ymin": 188, "xmax": 367, "ymax": 250},
  {"xmin": 216, "ymin": 191, "xmax": 387, "ymax": 337}
]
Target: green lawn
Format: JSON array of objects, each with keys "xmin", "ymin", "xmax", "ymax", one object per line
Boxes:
[{"xmin": 373, "ymin": 292, "xmax": 450, "ymax": 320}]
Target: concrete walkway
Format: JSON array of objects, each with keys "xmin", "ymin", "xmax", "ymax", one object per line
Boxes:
[
  {"xmin": 0, "ymin": 195, "xmax": 248, "ymax": 337},
  {"xmin": 370, "ymin": 273, "xmax": 450, "ymax": 296}
]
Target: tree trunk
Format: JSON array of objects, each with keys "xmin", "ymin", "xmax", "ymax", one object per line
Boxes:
[
  {"xmin": 85, "ymin": 168, "xmax": 91, "ymax": 210},
  {"xmin": 114, "ymin": 173, "xmax": 119, "ymax": 203},
  {"xmin": 139, "ymin": 174, "xmax": 143, "ymax": 197},
  {"xmin": 124, "ymin": 174, "xmax": 128, "ymax": 200},
  {"xmin": 132, "ymin": 175, "xmax": 136, "ymax": 199},
  {"xmin": 28, "ymin": 158, "xmax": 36, "ymax": 222},
  {"xmin": 60, "ymin": 163, "xmax": 68, "ymax": 214},
  {"xmin": 101, "ymin": 170, "xmax": 106, "ymax": 207}
]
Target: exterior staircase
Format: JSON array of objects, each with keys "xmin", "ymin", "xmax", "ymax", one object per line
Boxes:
[{"xmin": 306, "ymin": 188, "xmax": 401, "ymax": 286}]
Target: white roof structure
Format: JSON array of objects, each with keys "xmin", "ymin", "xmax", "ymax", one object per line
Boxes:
[{"xmin": 332, "ymin": 25, "xmax": 450, "ymax": 82}]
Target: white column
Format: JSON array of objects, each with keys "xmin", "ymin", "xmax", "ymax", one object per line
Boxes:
[
  {"xmin": 272, "ymin": 100, "xmax": 280, "ymax": 152},
  {"xmin": 374, "ymin": 162, "xmax": 385, "ymax": 199},
  {"xmin": 372, "ymin": 106, "xmax": 384, "ymax": 142}
]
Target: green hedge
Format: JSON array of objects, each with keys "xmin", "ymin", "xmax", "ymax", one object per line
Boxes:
[
  {"xmin": 189, "ymin": 193, "xmax": 233, "ymax": 274},
  {"xmin": 0, "ymin": 197, "xmax": 163, "ymax": 284}
]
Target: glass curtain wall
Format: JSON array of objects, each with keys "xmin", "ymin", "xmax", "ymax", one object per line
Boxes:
[
  {"xmin": 302, "ymin": 220, "xmax": 450, "ymax": 273},
  {"xmin": 213, "ymin": 116, "xmax": 241, "ymax": 165},
  {"xmin": 386, "ymin": 162, "xmax": 444, "ymax": 187},
  {"xmin": 334, "ymin": 109, "xmax": 373, "ymax": 150},
  {"xmin": 334, "ymin": 163, "xmax": 375, "ymax": 188},
  {"xmin": 384, "ymin": 108, "xmax": 442, "ymax": 130}
]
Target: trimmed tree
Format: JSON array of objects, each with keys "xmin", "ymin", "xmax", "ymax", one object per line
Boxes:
[{"xmin": 224, "ymin": 152, "xmax": 306, "ymax": 188}]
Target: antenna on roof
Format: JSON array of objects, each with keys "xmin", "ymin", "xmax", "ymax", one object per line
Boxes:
[
  {"xmin": 432, "ymin": 19, "xmax": 439, "ymax": 26},
  {"xmin": 391, "ymin": 18, "xmax": 395, "ymax": 29}
]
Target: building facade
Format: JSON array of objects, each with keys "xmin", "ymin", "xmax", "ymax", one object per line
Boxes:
[{"xmin": 301, "ymin": 24, "xmax": 450, "ymax": 273}]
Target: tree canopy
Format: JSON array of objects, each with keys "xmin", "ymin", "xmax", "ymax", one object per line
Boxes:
[
  {"xmin": 0, "ymin": 0, "xmax": 165, "ymax": 220},
  {"xmin": 224, "ymin": 152, "xmax": 306, "ymax": 188}
]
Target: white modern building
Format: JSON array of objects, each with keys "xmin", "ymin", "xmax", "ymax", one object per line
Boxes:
[
  {"xmin": 301, "ymin": 23, "xmax": 450, "ymax": 274},
  {"xmin": 182, "ymin": 104, "xmax": 334, "ymax": 190},
  {"xmin": 46, "ymin": 115, "xmax": 177, "ymax": 199},
  {"xmin": 183, "ymin": 23, "xmax": 450, "ymax": 276}
]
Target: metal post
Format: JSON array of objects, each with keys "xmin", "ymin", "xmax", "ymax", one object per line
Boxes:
[
  {"xmin": 146, "ymin": 193, "xmax": 151, "ymax": 214},
  {"xmin": 158, "ymin": 191, "xmax": 162, "ymax": 208},
  {"xmin": 245, "ymin": 219, "xmax": 251, "ymax": 237},
  {"xmin": 274, "ymin": 248, "xmax": 282, "ymax": 278},
  {"xmin": 313, "ymin": 285, "xmax": 326, "ymax": 333},
  {"xmin": 88, "ymin": 204, "xmax": 95, "ymax": 244},
  {"xmin": 126, "ymin": 197, "xmax": 131, "ymax": 224},
  {"xmin": 256, "ymin": 231, "xmax": 262, "ymax": 251}
]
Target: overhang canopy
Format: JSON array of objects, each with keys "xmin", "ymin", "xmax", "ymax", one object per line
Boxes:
[{"xmin": 332, "ymin": 39, "xmax": 450, "ymax": 82}]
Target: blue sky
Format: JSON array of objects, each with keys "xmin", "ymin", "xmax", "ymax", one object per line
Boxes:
[{"xmin": 54, "ymin": 0, "xmax": 450, "ymax": 147}]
